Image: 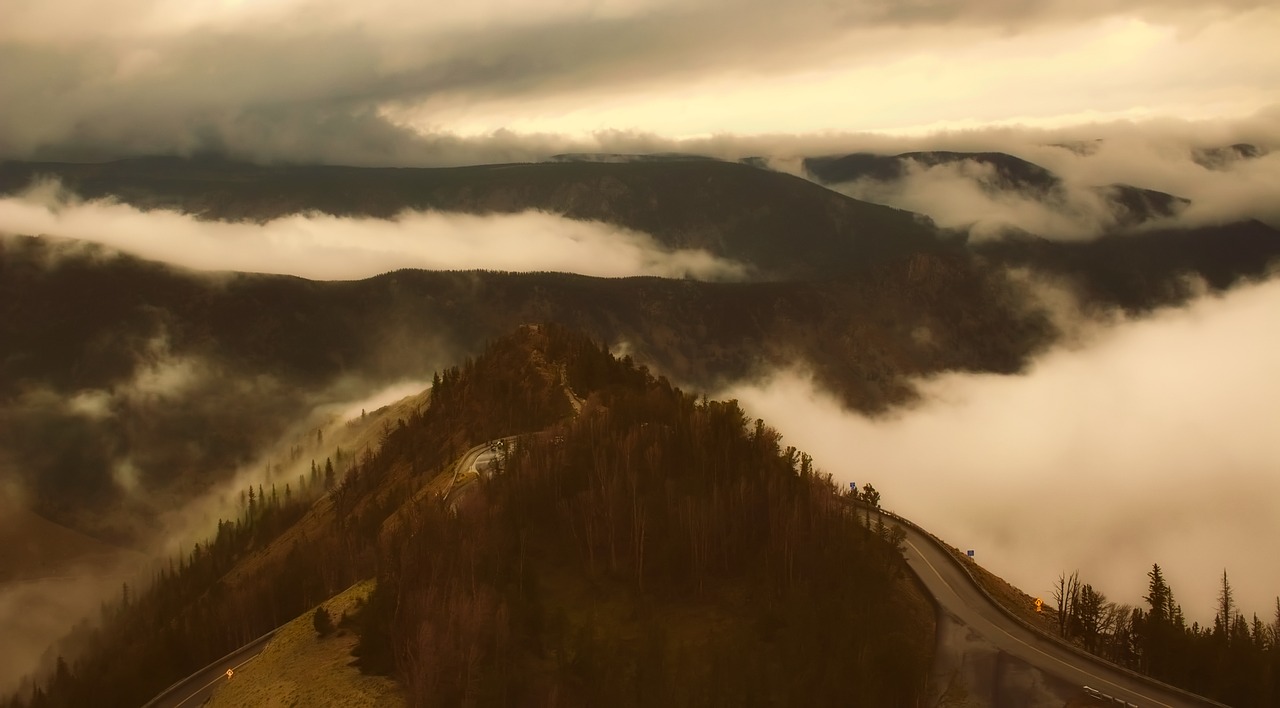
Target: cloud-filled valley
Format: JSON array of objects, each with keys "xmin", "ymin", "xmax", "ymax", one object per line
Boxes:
[
  {"xmin": 799, "ymin": 126, "xmax": 1280, "ymax": 240},
  {"xmin": 0, "ymin": 183, "xmax": 746, "ymax": 280},
  {"xmin": 0, "ymin": 363, "xmax": 439, "ymax": 694},
  {"xmin": 727, "ymin": 274, "xmax": 1280, "ymax": 624},
  {"xmin": 3, "ymin": 0, "xmax": 1280, "ymax": 700}
]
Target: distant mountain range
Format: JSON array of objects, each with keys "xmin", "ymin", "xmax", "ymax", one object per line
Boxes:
[
  {"xmin": 805, "ymin": 151, "xmax": 1064, "ymax": 194},
  {"xmin": 802, "ymin": 150, "xmax": 1191, "ymax": 231},
  {"xmin": 0, "ymin": 157, "xmax": 948, "ymax": 281},
  {"xmin": 1191, "ymin": 142, "xmax": 1267, "ymax": 170}
]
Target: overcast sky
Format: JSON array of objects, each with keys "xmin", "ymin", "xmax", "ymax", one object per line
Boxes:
[{"xmin": 2, "ymin": 0, "xmax": 1278, "ymax": 164}]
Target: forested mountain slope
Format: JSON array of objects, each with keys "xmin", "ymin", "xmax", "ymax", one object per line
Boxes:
[{"xmin": 5, "ymin": 325, "xmax": 934, "ymax": 708}]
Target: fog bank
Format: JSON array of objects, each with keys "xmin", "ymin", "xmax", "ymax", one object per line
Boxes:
[
  {"xmin": 0, "ymin": 184, "xmax": 747, "ymax": 280},
  {"xmin": 818, "ymin": 141, "xmax": 1280, "ymax": 240},
  {"xmin": 0, "ymin": 374, "xmax": 435, "ymax": 696},
  {"xmin": 727, "ymin": 276, "xmax": 1280, "ymax": 622}
]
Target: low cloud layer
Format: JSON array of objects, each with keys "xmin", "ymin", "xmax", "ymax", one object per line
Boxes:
[
  {"xmin": 830, "ymin": 160, "xmax": 1133, "ymax": 240},
  {"xmin": 0, "ymin": 369, "xmax": 437, "ymax": 695},
  {"xmin": 1024, "ymin": 134, "xmax": 1280, "ymax": 231},
  {"xmin": 801, "ymin": 112, "xmax": 1280, "ymax": 239},
  {"xmin": 727, "ymin": 275, "xmax": 1280, "ymax": 623},
  {"xmin": 0, "ymin": 566, "xmax": 137, "ymax": 695},
  {"xmin": 0, "ymin": 184, "xmax": 746, "ymax": 280}
]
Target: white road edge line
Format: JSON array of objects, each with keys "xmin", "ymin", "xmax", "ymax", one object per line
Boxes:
[
  {"xmin": 171, "ymin": 653, "xmax": 262, "ymax": 708},
  {"xmin": 904, "ymin": 538, "xmax": 1173, "ymax": 708}
]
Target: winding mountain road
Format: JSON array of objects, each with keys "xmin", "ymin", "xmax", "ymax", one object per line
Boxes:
[
  {"xmin": 883, "ymin": 508, "xmax": 1222, "ymax": 707},
  {"xmin": 144, "ymin": 438, "xmax": 1221, "ymax": 708}
]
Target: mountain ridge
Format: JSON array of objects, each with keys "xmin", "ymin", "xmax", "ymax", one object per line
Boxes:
[
  {"xmin": 802, "ymin": 149, "xmax": 1192, "ymax": 232},
  {"xmin": 0, "ymin": 157, "xmax": 949, "ymax": 281}
]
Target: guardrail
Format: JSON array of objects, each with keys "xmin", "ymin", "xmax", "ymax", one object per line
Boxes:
[{"xmin": 864, "ymin": 502, "xmax": 1226, "ymax": 708}]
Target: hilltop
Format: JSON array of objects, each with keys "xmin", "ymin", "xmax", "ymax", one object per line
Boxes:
[{"xmin": 8, "ymin": 324, "xmax": 936, "ymax": 707}]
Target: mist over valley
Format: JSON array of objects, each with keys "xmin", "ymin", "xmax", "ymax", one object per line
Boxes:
[{"xmin": 3, "ymin": 1, "xmax": 1280, "ymax": 704}]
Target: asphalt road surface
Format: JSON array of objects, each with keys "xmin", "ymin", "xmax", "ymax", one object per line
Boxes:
[
  {"xmin": 141, "ymin": 630, "xmax": 275, "ymax": 708},
  {"xmin": 887, "ymin": 509, "xmax": 1221, "ymax": 707}
]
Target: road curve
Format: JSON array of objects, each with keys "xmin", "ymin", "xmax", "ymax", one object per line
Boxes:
[
  {"xmin": 141, "ymin": 630, "xmax": 275, "ymax": 708},
  {"xmin": 144, "ymin": 437, "xmax": 1218, "ymax": 708},
  {"xmin": 882, "ymin": 508, "xmax": 1222, "ymax": 708},
  {"xmin": 144, "ymin": 438, "xmax": 513, "ymax": 707}
]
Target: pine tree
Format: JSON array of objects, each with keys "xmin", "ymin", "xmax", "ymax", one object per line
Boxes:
[
  {"xmin": 324, "ymin": 458, "xmax": 335, "ymax": 491},
  {"xmin": 1273, "ymin": 597, "xmax": 1280, "ymax": 644},
  {"xmin": 313, "ymin": 607, "xmax": 334, "ymax": 637},
  {"xmin": 1144, "ymin": 564, "xmax": 1170, "ymax": 625},
  {"xmin": 1217, "ymin": 569, "xmax": 1235, "ymax": 643}
]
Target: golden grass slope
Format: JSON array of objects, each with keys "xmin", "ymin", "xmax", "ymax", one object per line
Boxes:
[{"xmin": 206, "ymin": 579, "xmax": 403, "ymax": 708}]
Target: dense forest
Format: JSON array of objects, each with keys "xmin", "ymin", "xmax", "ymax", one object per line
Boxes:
[
  {"xmin": 4, "ymin": 325, "xmax": 932, "ymax": 707},
  {"xmin": 360, "ymin": 332, "xmax": 931, "ymax": 706},
  {"xmin": 1050, "ymin": 565, "xmax": 1280, "ymax": 706}
]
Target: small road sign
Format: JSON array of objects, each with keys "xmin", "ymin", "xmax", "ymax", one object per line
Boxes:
[{"xmin": 966, "ymin": 550, "xmax": 975, "ymax": 558}]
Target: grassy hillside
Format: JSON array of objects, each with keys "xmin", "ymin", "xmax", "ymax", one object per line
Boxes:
[{"xmin": 205, "ymin": 580, "xmax": 402, "ymax": 708}]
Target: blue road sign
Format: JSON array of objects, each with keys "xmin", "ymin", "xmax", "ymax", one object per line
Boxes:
[
  {"xmin": 966, "ymin": 550, "xmax": 975, "ymax": 558},
  {"xmin": 850, "ymin": 481, "xmax": 857, "ymax": 491}
]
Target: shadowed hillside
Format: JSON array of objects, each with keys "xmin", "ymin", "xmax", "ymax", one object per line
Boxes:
[
  {"xmin": 974, "ymin": 220, "xmax": 1280, "ymax": 310},
  {"xmin": 0, "ymin": 236, "xmax": 1052, "ymax": 543},
  {"xmin": 0, "ymin": 157, "xmax": 949, "ymax": 280},
  {"xmin": 7, "ymin": 217, "xmax": 1280, "ymax": 546}
]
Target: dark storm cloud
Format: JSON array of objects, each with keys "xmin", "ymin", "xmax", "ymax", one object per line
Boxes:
[{"xmin": 1, "ymin": 0, "xmax": 1276, "ymax": 164}]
